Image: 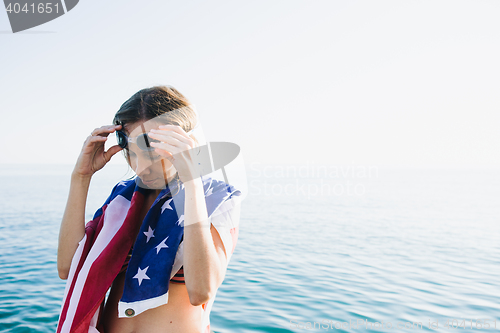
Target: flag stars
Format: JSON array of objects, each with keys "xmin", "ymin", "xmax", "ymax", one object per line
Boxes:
[
  {"xmin": 143, "ymin": 226, "xmax": 155, "ymax": 243},
  {"xmin": 161, "ymin": 199, "xmax": 173, "ymax": 214},
  {"xmin": 176, "ymin": 215, "xmax": 185, "ymax": 227},
  {"xmin": 118, "ymin": 180, "xmax": 128, "ymax": 187},
  {"xmin": 155, "ymin": 236, "xmax": 169, "ymax": 254},
  {"xmin": 133, "ymin": 266, "xmax": 150, "ymax": 286}
]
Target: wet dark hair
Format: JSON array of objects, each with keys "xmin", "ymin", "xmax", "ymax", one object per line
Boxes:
[{"xmin": 113, "ymin": 85, "xmax": 197, "ymax": 133}]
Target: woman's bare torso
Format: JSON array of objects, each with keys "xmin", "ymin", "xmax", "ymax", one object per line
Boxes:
[{"xmin": 101, "ymin": 192, "xmax": 203, "ymax": 333}]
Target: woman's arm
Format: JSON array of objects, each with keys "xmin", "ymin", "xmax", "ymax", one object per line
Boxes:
[
  {"xmin": 147, "ymin": 124, "xmax": 231, "ymax": 305},
  {"xmin": 182, "ymin": 177, "xmax": 228, "ymax": 306},
  {"xmin": 57, "ymin": 173, "xmax": 91, "ymax": 279},
  {"xmin": 57, "ymin": 124, "xmax": 123, "ymax": 280}
]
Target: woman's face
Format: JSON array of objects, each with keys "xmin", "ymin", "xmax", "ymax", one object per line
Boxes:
[{"xmin": 124, "ymin": 120, "xmax": 176, "ymax": 190}]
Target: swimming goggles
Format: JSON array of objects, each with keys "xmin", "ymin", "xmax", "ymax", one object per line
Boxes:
[{"xmin": 116, "ymin": 123, "xmax": 199, "ymax": 152}]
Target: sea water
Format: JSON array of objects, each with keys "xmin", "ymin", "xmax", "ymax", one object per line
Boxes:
[{"xmin": 0, "ymin": 164, "xmax": 499, "ymax": 333}]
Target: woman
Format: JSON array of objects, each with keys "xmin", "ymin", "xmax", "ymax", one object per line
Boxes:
[{"xmin": 56, "ymin": 86, "xmax": 242, "ymax": 333}]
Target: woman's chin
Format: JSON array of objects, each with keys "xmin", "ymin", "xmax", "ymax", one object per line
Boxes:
[
  {"xmin": 141, "ymin": 178, "xmax": 164, "ymax": 189},
  {"xmin": 138, "ymin": 174, "xmax": 178, "ymax": 190}
]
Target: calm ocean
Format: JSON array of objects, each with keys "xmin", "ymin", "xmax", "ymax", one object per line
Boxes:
[{"xmin": 0, "ymin": 164, "xmax": 499, "ymax": 333}]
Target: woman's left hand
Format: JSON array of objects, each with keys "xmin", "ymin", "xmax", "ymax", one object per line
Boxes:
[{"xmin": 148, "ymin": 125, "xmax": 201, "ymax": 183}]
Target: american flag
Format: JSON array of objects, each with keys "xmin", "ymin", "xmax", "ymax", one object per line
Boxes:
[{"xmin": 57, "ymin": 175, "xmax": 241, "ymax": 333}]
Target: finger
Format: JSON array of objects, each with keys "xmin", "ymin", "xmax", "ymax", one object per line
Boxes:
[
  {"xmin": 148, "ymin": 131, "xmax": 183, "ymax": 147},
  {"xmin": 104, "ymin": 145, "xmax": 123, "ymax": 161},
  {"xmin": 85, "ymin": 135, "xmax": 107, "ymax": 144},
  {"xmin": 155, "ymin": 125, "xmax": 194, "ymax": 142},
  {"xmin": 91, "ymin": 124, "xmax": 122, "ymax": 137},
  {"xmin": 150, "ymin": 141, "xmax": 180, "ymax": 155},
  {"xmin": 82, "ymin": 136, "xmax": 107, "ymax": 151},
  {"xmin": 148, "ymin": 130, "xmax": 193, "ymax": 147},
  {"xmin": 155, "ymin": 148, "xmax": 174, "ymax": 160},
  {"xmin": 158, "ymin": 124, "xmax": 186, "ymax": 135}
]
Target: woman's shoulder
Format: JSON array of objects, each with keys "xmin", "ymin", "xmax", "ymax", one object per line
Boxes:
[
  {"xmin": 91, "ymin": 178, "xmax": 137, "ymax": 220},
  {"xmin": 112, "ymin": 178, "xmax": 136, "ymax": 192},
  {"xmin": 103, "ymin": 178, "xmax": 138, "ymax": 205}
]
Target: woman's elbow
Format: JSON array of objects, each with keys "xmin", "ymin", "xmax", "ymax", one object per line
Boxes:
[
  {"xmin": 58, "ymin": 270, "xmax": 69, "ymax": 280},
  {"xmin": 188, "ymin": 288, "xmax": 214, "ymax": 306},
  {"xmin": 57, "ymin": 262, "xmax": 69, "ymax": 280}
]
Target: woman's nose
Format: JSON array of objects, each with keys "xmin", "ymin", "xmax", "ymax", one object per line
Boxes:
[{"xmin": 134, "ymin": 156, "xmax": 153, "ymax": 177}]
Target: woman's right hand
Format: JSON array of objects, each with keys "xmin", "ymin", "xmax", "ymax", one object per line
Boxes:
[{"xmin": 73, "ymin": 124, "xmax": 123, "ymax": 178}]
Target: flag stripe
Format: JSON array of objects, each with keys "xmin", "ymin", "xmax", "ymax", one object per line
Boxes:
[
  {"xmin": 57, "ymin": 213, "xmax": 101, "ymax": 333},
  {"xmin": 64, "ymin": 195, "xmax": 132, "ymax": 332},
  {"xmin": 230, "ymin": 227, "xmax": 239, "ymax": 255}
]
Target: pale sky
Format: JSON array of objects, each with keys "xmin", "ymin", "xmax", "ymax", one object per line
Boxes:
[{"xmin": 1, "ymin": 0, "xmax": 499, "ymax": 168}]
